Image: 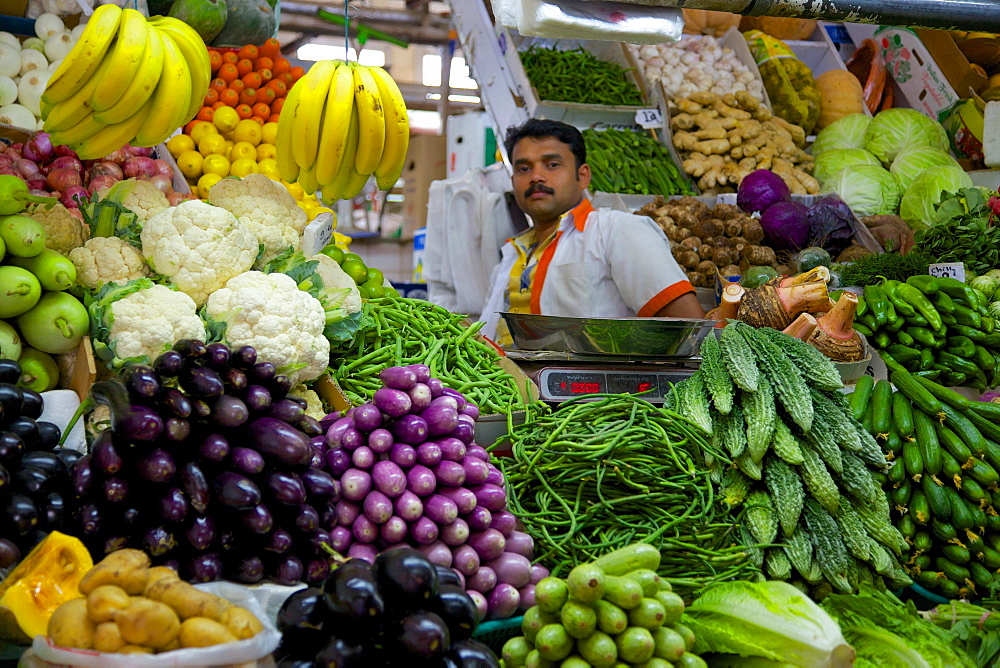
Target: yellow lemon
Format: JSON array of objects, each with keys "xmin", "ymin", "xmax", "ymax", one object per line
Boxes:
[
  {"xmin": 308, "ymin": 206, "xmax": 334, "ymax": 221},
  {"xmin": 230, "ymin": 158, "xmax": 259, "ymax": 178},
  {"xmin": 197, "ymin": 173, "xmax": 223, "ymax": 199},
  {"xmin": 213, "ymin": 106, "xmax": 240, "ymax": 134},
  {"xmin": 230, "ymin": 141, "xmax": 258, "ymax": 162},
  {"xmin": 198, "ymin": 133, "xmax": 229, "ymax": 157},
  {"xmin": 166, "ymin": 133, "xmax": 195, "ymax": 158},
  {"xmin": 283, "ymin": 181, "xmax": 305, "ymax": 201},
  {"xmin": 232, "ymin": 119, "xmax": 262, "ymax": 146},
  {"xmin": 202, "ymin": 154, "xmax": 231, "ymax": 178},
  {"xmin": 261, "ymin": 122, "xmax": 278, "ymax": 145},
  {"xmin": 188, "ymin": 121, "xmax": 218, "ymax": 146},
  {"xmin": 257, "ymin": 158, "xmax": 281, "ymax": 181},
  {"xmin": 333, "ymin": 232, "xmax": 352, "ymax": 247},
  {"xmin": 176, "ymin": 150, "xmax": 204, "ymax": 179},
  {"xmin": 256, "ymin": 143, "xmax": 276, "ymax": 161}
]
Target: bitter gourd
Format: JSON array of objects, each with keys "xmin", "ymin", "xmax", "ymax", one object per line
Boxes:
[
  {"xmin": 720, "ymin": 324, "xmax": 759, "ymax": 392},
  {"xmin": 765, "ymin": 548, "xmax": 793, "ymax": 581},
  {"xmin": 760, "ymin": 327, "xmax": 843, "ymax": 391},
  {"xmin": 699, "ymin": 334, "xmax": 734, "ymax": 414},
  {"xmin": 765, "ymin": 457, "xmax": 804, "ymax": 538},
  {"xmin": 737, "ymin": 323, "xmax": 813, "ymax": 433},
  {"xmin": 771, "ymin": 419, "xmax": 805, "ymax": 465},
  {"xmin": 743, "ymin": 375, "xmax": 776, "ymax": 463},
  {"xmin": 803, "ymin": 499, "xmax": 854, "ymax": 593},
  {"xmin": 799, "ymin": 443, "xmax": 840, "ymax": 515},
  {"xmin": 746, "ymin": 490, "xmax": 779, "ymax": 544},
  {"xmin": 783, "ymin": 529, "xmax": 814, "ymax": 579}
]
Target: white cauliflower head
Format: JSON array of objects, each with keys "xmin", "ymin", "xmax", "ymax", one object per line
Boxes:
[
  {"xmin": 208, "ymin": 174, "xmax": 308, "ymax": 268},
  {"xmin": 205, "ymin": 271, "xmax": 330, "ymax": 384},
  {"xmin": 95, "ymin": 280, "xmax": 206, "ymax": 363},
  {"xmin": 288, "ymin": 385, "xmax": 326, "ymax": 420},
  {"xmin": 140, "ymin": 199, "xmax": 259, "ymax": 305},
  {"xmin": 98, "ymin": 178, "xmax": 170, "ymax": 221},
  {"xmin": 26, "ymin": 202, "xmax": 86, "ymax": 255},
  {"xmin": 311, "ymin": 254, "xmax": 362, "ymax": 315},
  {"xmin": 69, "ymin": 236, "xmax": 152, "ymax": 289}
]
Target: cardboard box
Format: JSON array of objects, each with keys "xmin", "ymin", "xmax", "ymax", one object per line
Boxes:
[
  {"xmin": 0, "ymin": 0, "xmax": 28, "ymax": 19},
  {"xmin": 389, "ymin": 135, "xmax": 447, "ymax": 241},
  {"xmin": 915, "ymin": 29, "xmax": 988, "ymax": 100}
]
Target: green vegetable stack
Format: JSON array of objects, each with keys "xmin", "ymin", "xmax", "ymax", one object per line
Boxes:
[
  {"xmin": 852, "ymin": 370, "xmax": 1000, "ymax": 601},
  {"xmin": 854, "ymin": 274, "xmax": 1000, "ymax": 390},
  {"xmin": 501, "ymin": 545, "xmax": 706, "ymax": 668},
  {"xmin": 678, "ymin": 321, "xmax": 910, "ymax": 595},
  {"xmin": 583, "ymin": 129, "xmax": 694, "ymax": 196},
  {"xmin": 0, "ymin": 177, "xmax": 87, "ymax": 393},
  {"xmin": 519, "ymin": 46, "xmax": 644, "ymax": 107}
]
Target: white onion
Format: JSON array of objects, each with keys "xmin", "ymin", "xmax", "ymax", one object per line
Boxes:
[
  {"xmin": 34, "ymin": 12, "xmax": 64, "ymax": 39},
  {"xmin": 0, "ymin": 76, "xmax": 15, "ymax": 106}
]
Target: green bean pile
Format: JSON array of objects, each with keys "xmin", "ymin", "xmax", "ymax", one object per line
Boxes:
[
  {"xmin": 329, "ymin": 296, "xmax": 523, "ymax": 415},
  {"xmin": 520, "ymin": 46, "xmax": 644, "ymax": 106},
  {"xmin": 583, "ymin": 128, "xmax": 694, "ymax": 197},
  {"xmin": 499, "ymin": 394, "xmax": 758, "ymax": 595}
]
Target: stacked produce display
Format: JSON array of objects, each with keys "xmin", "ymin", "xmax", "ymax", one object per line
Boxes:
[{"xmin": 583, "ymin": 128, "xmax": 694, "ymax": 197}]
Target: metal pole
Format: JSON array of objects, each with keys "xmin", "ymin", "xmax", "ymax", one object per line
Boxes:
[
  {"xmin": 439, "ymin": 42, "xmax": 453, "ymax": 134},
  {"xmin": 655, "ymin": 0, "xmax": 1000, "ymax": 32}
]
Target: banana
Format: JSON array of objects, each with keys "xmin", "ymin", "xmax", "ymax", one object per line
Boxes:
[
  {"xmin": 48, "ymin": 111, "xmax": 105, "ymax": 148},
  {"xmin": 321, "ymin": 105, "xmax": 360, "ymax": 203},
  {"xmin": 132, "ymin": 28, "xmax": 191, "ymax": 147},
  {"xmin": 368, "ymin": 65, "xmax": 409, "ymax": 190},
  {"xmin": 276, "ymin": 77, "xmax": 304, "ymax": 183},
  {"xmin": 91, "ymin": 8, "xmax": 149, "ymax": 113},
  {"xmin": 74, "ymin": 96, "xmax": 152, "ymax": 160},
  {"xmin": 351, "ymin": 63, "xmax": 385, "ymax": 175},
  {"xmin": 291, "ymin": 59, "xmax": 337, "ymax": 172},
  {"xmin": 150, "ymin": 16, "xmax": 211, "ymax": 127},
  {"xmin": 341, "ymin": 165, "xmax": 371, "ymax": 201},
  {"xmin": 93, "ymin": 25, "xmax": 164, "ymax": 126},
  {"xmin": 42, "ymin": 53, "xmax": 115, "ymax": 133},
  {"xmin": 297, "ymin": 164, "xmax": 320, "ymax": 195},
  {"xmin": 43, "ymin": 4, "xmax": 122, "ymax": 105},
  {"xmin": 315, "ymin": 60, "xmax": 356, "ymax": 186}
]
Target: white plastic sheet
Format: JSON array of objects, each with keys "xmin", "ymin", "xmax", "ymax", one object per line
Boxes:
[{"xmin": 494, "ymin": 0, "xmax": 683, "ymax": 44}]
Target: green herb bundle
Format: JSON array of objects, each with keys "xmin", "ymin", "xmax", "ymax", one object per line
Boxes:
[
  {"xmin": 916, "ymin": 187, "xmax": 1000, "ymax": 275},
  {"xmin": 837, "ymin": 249, "xmax": 934, "ymax": 287},
  {"xmin": 520, "ymin": 46, "xmax": 644, "ymax": 106}
]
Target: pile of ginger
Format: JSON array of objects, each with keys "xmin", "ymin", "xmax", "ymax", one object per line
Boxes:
[{"xmin": 670, "ymin": 90, "xmax": 820, "ymax": 195}]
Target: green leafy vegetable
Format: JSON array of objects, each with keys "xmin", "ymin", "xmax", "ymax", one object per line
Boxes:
[
  {"xmin": 922, "ymin": 600, "xmax": 1000, "ymax": 668},
  {"xmin": 864, "ymin": 108, "xmax": 949, "ymax": 165},
  {"xmin": 899, "ymin": 167, "xmax": 975, "ymax": 229},
  {"xmin": 915, "ymin": 187, "xmax": 1000, "ymax": 274},
  {"xmin": 825, "ymin": 164, "xmax": 901, "ymax": 217},
  {"xmin": 812, "ymin": 113, "xmax": 872, "ymax": 156}
]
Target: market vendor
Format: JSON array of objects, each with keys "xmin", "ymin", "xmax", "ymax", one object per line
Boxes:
[{"xmin": 481, "ymin": 118, "xmax": 705, "ymax": 346}]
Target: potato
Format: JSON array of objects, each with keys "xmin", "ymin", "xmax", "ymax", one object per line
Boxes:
[
  {"xmin": 179, "ymin": 616, "xmax": 238, "ymax": 648},
  {"xmin": 118, "ymin": 645, "xmax": 154, "ymax": 654},
  {"xmin": 79, "ymin": 549, "xmax": 151, "ymax": 596},
  {"xmin": 113, "ymin": 597, "xmax": 181, "ymax": 649},
  {"xmin": 93, "ymin": 621, "xmax": 126, "ymax": 653},
  {"xmin": 145, "ymin": 579, "xmax": 231, "ymax": 620},
  {"xmin": 219, "ymin": 606, "xmax": 263, "ymax": 640},
  {"xmin": 48, "ymin": 598, "xmax": 96, "ymax": 649},
  {"xmin": 86, "ymin": 585, "xmax": 131, "ymax": 623}
]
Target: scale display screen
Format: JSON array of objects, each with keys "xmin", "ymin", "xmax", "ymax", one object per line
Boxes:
[{"xmin": 537, "ymin": 368, "xmax": 694, "ymax": 402}]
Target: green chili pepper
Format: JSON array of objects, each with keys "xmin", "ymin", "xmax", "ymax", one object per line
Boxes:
[
  {"xmin": 865, "ymin": 285, "xmax": 890, "ymax": 327},
  {"xmin": 983, "ymin": 317, "xmax": 996, "ymax": 334},
  {"xmin": 938, "ymin": 351, "xmax": 980, "ymax": 377},
  {"xmin": 873, "ymin": 331, "xmax": 891, "ymax": 349},
  {"xmin": 937, "ymin": 277, "xmax": 985, "ymax": 313},
  {"xmin": 951, "ymin": 325, "xmax": 988, "ymax": 343},
  {"xmin": 919, "ymin": 347, "xmax": 936, "ymax": 371},
  {"xmin": 887, "ymin": 344, "xmax": 921, "ymax": 365},
  {"xmin": 907, "ymin": 314, "xmax": 930, "ymax": 328},
  {"xmin": 906, "ymin": 275, "xmax": 940, "ymax": 294},
  {"xmin": 880, "ymin": 350, "xmax": 906, "ymax": 372},
  {"xmin": 953, "ymin": 304, "xmax": 983, "ymax": 329},
  {"xmin": 883, "ymin": 280, "xmax": 917, "ymax": 318},
  {"xmin": 907, "ymin": 327, "xmax": 938, "ymax": 348},
  {"xmin": 897, "ymin": 283, "xmax": 944, "ymax": 333},
  {"xmin": 945, "ymin": 335, "xmax": 976, "ymax": 358},
  {"xmin": 929, "ymin": 290, "xmax": 956, "ymax": 314}
]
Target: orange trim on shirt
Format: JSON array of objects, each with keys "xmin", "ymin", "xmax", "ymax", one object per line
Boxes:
[
  {"xmin": 570, "ymin": 198, "xmax": 595, "ymax": 231},
  {"xmin": 530, "ymin": 230, "xmax": 563, "ymax": 314},
  {"xmin": 638, "ymin": 280, "xmax": 696, "ymax": 317}
]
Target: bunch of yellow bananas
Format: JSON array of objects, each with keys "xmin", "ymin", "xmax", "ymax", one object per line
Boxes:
[
  {"xmin": 276, "ymin": 59, "xmax": 409, "ymax": 203},
  {"xmin": 40, "ymin": 4, "xmax": 210, "ymax": 160}
]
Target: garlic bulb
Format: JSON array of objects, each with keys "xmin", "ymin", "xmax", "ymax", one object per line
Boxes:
[{"xmin": 636, "ymin": 35, "xmax": 766, "ymax": 102}]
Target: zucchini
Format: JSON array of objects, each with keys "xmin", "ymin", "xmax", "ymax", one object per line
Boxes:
[
  {"xmin": 720, "ymin": 325, "xmax": 759, "ymax": 393},
  {"xmin": 902, "ymin": 438, "xmax": 924, "ymax": 480},
  {"xmin": 892, "ymin": 392, "xmax": 915, "ymax": 439},
  {"xmin": 737, "ymin": 324, "xmax": 813, "ymax": 433},
  {"xmin": 742, "ymin": 375, "xmax": 776, "ymax": 462},
  {"xmin": 764, "ymin": 457, "xmax": 805, "ymax": 538},
  {"xmin": 849, "ymin": 376, "xmax": 875, "ymax": 422},
  {"xmin": 760, "ymin": 328, "xmax": 843, "ymax": 392},
  {"xmin": 783, "ymin": 528, "xmax": 814, "ymax": 579},
  {"xmin": 798, "ymin": 442, "xmax": 840, "ymax": 515},
  {"xmin": 891, "ymin": 369, "xmax": 946, "ymax": 419},
  {"xmin": 871, "ymin": 380, "xmax": 894, "ymax": 437},
  {"xmin": 698, "ymin": 334, "xmax": 734, "ymax": 414},
  {"xmin": 914, "ymin": 410, "xmax": 943, "ymax": 477},
  {"xmin": 745, "ymin": 490, "xmax": 779, "ymax": 544},
  {"xmin": 592, "ymin": 543, "xmax": 661, "ymax": 576},
  {"xmin": 923, "ymin": 475, "xmax": 952, "ymax": 520},
  {"xmin": 942, "ymin": 404, "xmax": 988, "ymax": 456},
  {"xmin": 937, "ymin": 557, "xmax": 972, "ymax": 584},
  {"xmin": 803, "ymin": 499, "xmax": 853, "ymax": 593},
  {"xmin": 771, "ymin": 419, "xmax": 805, "ymax": 466},
  {"xmin": 910, "ymin": 489, "xmax": 931, "ymax": 525}
]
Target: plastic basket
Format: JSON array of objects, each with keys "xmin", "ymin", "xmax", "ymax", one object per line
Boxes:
[
  {"xmin": 900, "ymin": 583, "xmax": 957, "ymax": 611},
  {"xmin": 471, "ymin": 615, "xmax": 523, "ymax": 655}
]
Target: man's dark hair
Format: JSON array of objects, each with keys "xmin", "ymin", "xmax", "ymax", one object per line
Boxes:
[{"xmin": 504, "ymin": 119, "xmax": 586, "ymax": 169}]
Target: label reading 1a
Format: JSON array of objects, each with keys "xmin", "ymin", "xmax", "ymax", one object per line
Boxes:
[
  {"xmin": 928, "ymin": 263, "xmax": 966, "ymax": 282},
  {"xmin": 635, "ymin": 108, "xmax": 663, "ymax": 129}
]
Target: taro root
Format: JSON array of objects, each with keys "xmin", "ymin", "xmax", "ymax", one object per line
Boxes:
[
  {"xmin": 697, "ymin": 219, "xmax": 723, "ymax": 239},
  {"xmin": 741, "ymin": 217, "xmax": 765, "ymax": 244},
  {"xmin": 720, "ymin": 264, "xmax": 741, "ymax": 277},
  {"xmin": 678, "ymin": 250, "xmax": 700, "ymax": 269},
  {"xmin": 744, "ymin": 245, "xmax": 777, "ymax": 266},
  {"xmin": 782, "ymin": 312, "xmax": 818, "ymax": 341},
  {"xmin": 698, "ymin": 245, "xmax": 715, "ymax": 260},
  {"xmin": 808, "ymin": 292, "xmax": 865, "ymax": 362},
  {"xmin": 680, "ymin": 237, "xmax": 702, "ymax": 251},
  {"xmin": 697, "ymin": 260, "xmax": 719, "ymax": 276},
  {"xmin": 712, "ymin": 247, "xmax": 733, "ymax": 267},
  {"xmin": 724, "ymin": 220, "xmax": 743, "ymax": 237},
  {"xmin": 737, "ymin": 280, "xmax": 830, "ymax": 330}
]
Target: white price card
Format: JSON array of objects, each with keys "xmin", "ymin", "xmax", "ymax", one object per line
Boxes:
[
  {"xmin": 928, "ymin": 263, "xmax": 966, "ymax": 282},
  {"xmin": 302, "ymin": 212, "xmax": 335, "ymax": 257},
  {"xmin": 634, "ymin": 108, "xmax": 663, "ymax": 130}
]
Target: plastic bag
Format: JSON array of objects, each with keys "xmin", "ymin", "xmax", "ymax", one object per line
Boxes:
[
  {"xmin": 501, "ymin": 0, "xmax": 683, "ymax": 45},
  {"xmin": 23, "ymin": 582, "xmax": 281, "ymax": 667},
  {"xmin": 744, "ymin": 29, "xmax": 820, "ymax": 134}
]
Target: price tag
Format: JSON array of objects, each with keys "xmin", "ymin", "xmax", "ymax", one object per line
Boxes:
[
  {"xmin": 928, "ymin": 263, "xmax": 966, "ymax": 282},
  {"xmin": 302, "ymin": 211, "xmax": 335, "ymax": 256},
  {"xmin": 634, "ymin": 108, "xmax": 663, "ymax": 129}
]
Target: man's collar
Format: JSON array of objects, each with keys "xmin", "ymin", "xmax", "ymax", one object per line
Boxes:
[{"xmin": 561, "ymin": 198, "xmax": 595, "ymax": 232}]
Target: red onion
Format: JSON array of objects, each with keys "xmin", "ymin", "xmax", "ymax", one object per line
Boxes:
[
  {"xmin": 60, "ymin": 186, "xmax": 89, "ymax": 208},
  {"xmin": 87, "ymin": 174, "xmax": 119, "ymax": 195},
  {"xmin": 105, "ymin": 147, "xmax": 129, "ymax": 163},
  {"xmin": 141, "ymin": 173, "xmax": 172, "ymax": 193},
  {"xmin": 10, "ymin": 143, "xmax": 22, "ymax": 152},
  {"xmin": 22, "ymin": 133, "xmax": 53, "ymax": 163},
  {"xmin": 53, "ymin": 145, "xmax": 78, "ymax": 160},
  {"xmin": 0, "ymin": 168, "xmax": 18, "ymax": 177},
  {"xmin": 49, "ymin": 156, "xmax": 82, "ymax": 173},
  {"xmin": 16, "ymin": 159, "xmax": 41, "ymax": 179},
  {"xmin": 167, "ymin": 190, "xmax": 193, "ymax": 206},
  {"xmin": 123, "ymin": 157, "xmax": 158, "ymax": 178},
  {"xmin": 153, "ymin": 158, "xmax": 174, "ymax": 179},
  {"xmin": 0, "ymin": 155, "xmax": 11, "ymax": 169},
  {"xmin": 128, "ymin": 146, "xmax": 154, "ymax": 158},
  {"xmin": 26, "ymin": 178, "xmax": 47, "ymax": 191},
  {"xmin": 88, "ymin": 161, "xmax": 123, "ymax": 181},
  {"xmin": 47, "ymin": 168, "xmax": 82, "ymax": 191},
  {"xmin": 29, "ymin": 189, "xmax": 52, "ymax": 198},
  {"xmin": 3, "ymin": 147, "xmax": 21, "ymax": 161}
]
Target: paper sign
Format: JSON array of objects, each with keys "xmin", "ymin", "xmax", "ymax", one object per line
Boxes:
[
  {"xmin": 634, "ymin": 108, "xmax": 663, "ymax": 129},
  {"xmin": 928, "ymin": 263, "xmax": 965, "ymax": 282},
  {"xmin": 302, "ymin": 212, "xmax": 335, "ymax": 256}
]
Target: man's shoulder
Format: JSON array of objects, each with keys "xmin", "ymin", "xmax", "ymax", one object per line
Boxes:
[{"xmin": 589, "ymin": 207, "xmax": 657, "ymax": 228}]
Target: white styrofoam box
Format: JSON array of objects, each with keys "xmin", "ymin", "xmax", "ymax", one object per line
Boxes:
[
  {"xmin": 447, "ymin": 111, "xmax": 493, "ymax": 178},
  {"xmin": 969, "ymin": 169, "xmax": 1000, "ymax": 190}
]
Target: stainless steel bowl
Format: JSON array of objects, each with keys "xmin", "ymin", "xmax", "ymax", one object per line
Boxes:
[{"xmin": 500, "ymin": 313, "xmax": 716, "ymax": 358}]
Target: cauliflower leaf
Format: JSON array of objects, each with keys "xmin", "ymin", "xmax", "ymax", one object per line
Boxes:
[{"xmin": 82, "ymin": 178, "xmax": 169, "ymax": 246}]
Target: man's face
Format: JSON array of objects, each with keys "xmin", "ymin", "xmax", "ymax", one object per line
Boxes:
[{"xmin": 510, "ymin": 136, "xmax": 590, "ymax": 224}]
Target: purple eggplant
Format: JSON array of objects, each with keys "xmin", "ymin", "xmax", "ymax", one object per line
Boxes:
[
  {"xmin": 442, "ymin": 388, "xmax": 469, "ymax": 411},
  {"xmin": 472, "ymin": 485, "xmax": 507, "ymax": 513},
  {"xmin": 232, "ymin": 345, "xmax": 257, "ymax": 370},
  {"xmin": 143, "ymin": 526, "xmax": 177, "ymax": 557},
  {"xmin": 6, "ymin": 417, "xmax": 39, "ymax": 450},
  {"xmin": 0, "ymin": 431, "xmax": 23, "ymax": 466},
  {"xmin": 180, "ymin": 367, "xmax": 224, "ymax": 398},
  {"xmin": 102, "ymin": 477, "xmax": 129, "ymax": 503},
  {"xmin": 206, "ymin": 342, "xmax": 230, "ymax": 369},
  {"xmin": 351, "ymin": 445, "xmax": 375, "ymax": 469},
  {"xmin": 298, "ymin": 416, "xmax": 322, "ymax": 437},
  {"xmin": 466, "ymin": 506, "xmax": 493, "ymax": 531},
  {"xmin": 198, "ymin": 433, "xmax": 230, "ymax": 462},
  {"xmin": 300, "ymin": 469, "xmax": 338, "ymax": 504},
  {"xmin": 373, "ymin": 387, "xmax": 411, "ymax": 418},
  {"xmin": 248, "ymin": 417, "xmax": 312, "ymax": 466},
  {"xmin": 304, "ymin": 558, "xmax": 330, "ymax": 584},
  {"xmin": 462, "ymin": 403, "xmax": 481, "ymax": 420},
  {"xmin": 467, "ymin": 445, "xmax": 490, "ymax": 462},
  {"xmin": 434, "ymin": 461, "xmax": 467, "ymax": 488},
  {"xmin": 186, "ymin": 515, "xmax": 216, "ymax": 550},
  {"xmin": 76, "ymin": 502, "xmax": 99, "ymax": 535},
  {"xmin": 192, "ymin": 399, "xmax": 211, "ymax": 418},
  {"xmin": 212, "ymin": 472, "xmax": 261, "ymax": 510},
  {"xmin": 19, "ymin": 388, "xmax": 42, "ymax": 420},
  {"xmin": 368, "ymin": 428, "xmax": 393, "ymax": 454},
  {"xmin": 173, "ymin": 338, "xmax": 208, "ymax": 360},
  {"xmin": 530, "ymin": 564, "xmax": 550, "ymax": 585},
  {"xmin": 14, "ymin": 467, "xmax": 50, "ymax": 497},
  {"xmin": 467, "ymin": 590, "xmax": 488, "ymax": 621},
  {"xmin": 418, "ymin": 541, "xmax": 453, "ymax": 567},
  {"xmin": 309, "ymin": 529, "xmax": 331, "ymax": 554},
  {"xmin": 408, "ymin": 364, "xmax": 431, "ymax": 383},
  {"xmin": 229, "ymin": 555, "xmax": 265, "ymax": 584},
  {"xmin": 346, "ymin": 543, "xmax": 378, "ymax": 563},
  {"xmin": 267, "ymin": 472, "xmax": 307, "ymax": 506},
  {"xmin": 422, "ymin": 404, "xmax": 459, "ymax": 437},
  {"xmin": 0, "ymin": 384, "xmax": 22, "ymax": 416},
  {"xmin": 490, "ymin": 511, "xmax": 517, "ymax": 537},
  {"xmin": 417, "ymin": 441, "xmax": 443, "ymax": 467},
  {"xmin": 468, "ymin": 529, "xmax": 506, "ymax": 561},
  {"xmin": 467, "ymin": 566, "xmax": 496, "ymax": 593},
  {"xmin": 410, "ymin": 516, "xmax": 439, "ymax": 545},
  {"xmin": 352, "ymin": 403, "xmax": 383, "ymax": 432},
  {"xmin": 137, "ymin": 448, "xmax": 176, "ymax": 483},
  {"xmin": 154, "ymin": 350, "xmax": 184, "ymax": 377},
  {"xmin": 393, "ymin": 415, "xmax": 429, "ymax": 445},
  {"xmin": 336, "ymin": 499, "xmax": 362, "ymax": 525},
  {"xmin": 91, "ymin": 432, "xmax": 123, "ymax": 475},
  {"xmin": 340, "ymin": 469, "xmax": 372, "ymax": 501},
  {"xmin": 372, "ymin": 460, "xmax": 407, "ymax": 498},
  {"xmin": 451, "ymin": 420, "xmax": 474, "ymax": 445},
  {"xmin": 487, "ymin": 552, "xmax": 532, "ymax": 588},
  {"xmin": 462, "ymin": 457, "xmax": 490, "ymax": 486},
  {"xmin": 406, "ymin": 464, "xmax": 437, "ymax": 497},
  {"xmin": 425, "ymin": 377, "xmax": 445, "ymax": 398},
  {"xmin": 425, "ymin": 494, "xmax": 459, "ymax": 526},
  {"xmin": 408, "ymin": 383, "xmax": 432, "ymax": 411},
  {"xmin": 505, "ymin": 531, "xmax": 534, "ymax": 558},
  {"xmin": 487, "ymin": 584, "xmax": 520, "ymax": 620},
  {"xmin": 241, "ymin": 503, "xmax": 274, "ymax": 534},
  {"xmin": 230, "ymin": 447, "xmax": 266, "ymax": 475},
  {"xmin": 124, "ymin": 364, "xmax": 160, "ymax": 400},
  {"xmin": 340, "ymin": 428, "xmax": 362, "ymax": 452},
  {"xmin": 163, "ymin": 417, "xmax": 191, "ymax": 442},
  {"xmin": 267, "ymin": 527, "xmax": 294, "ymax": 553},
  {"xmin": 213, "ymin": 395, "xmax": 249, "ymax": 428},
  {"xmin": 187, "ymin": 552, "xmax": 224, "ymax": 583},
  {"xmin": 270, "ymin": 374, "xmax": 293, "ymax": 400},
  {"xmin": 380, "ymin": 516, "xmax": 408, "ymax": 543},
  {"xmin": 380, "ymin": 366, "xmax": 418, "ymax": 390},
  {"xmin": 244, "ymin": 385, "xmax": 272, "ymax": 412},
  {"xmin": 0, "ymin": 539, "xmax": 19, "ymax": 569},
  {"xmin": 329, "ymin": 525, "xmax": 352, "ymax": 552},
  {"xmin": 325, "ymin": 448, "xmax": 351, "ymax": 477},
  {"xmin": 439, "ymin": 487, "xmax": 477, "ymax": 515},
  {"xmin": 159, "ymin": 487, "xmax": 188, "ymax": 522},
  {"xmin": 295, "ymin": 503, "xmax": 320, "ymax": 532},
  {"xmin": 270, "ymin": 399, "xmax": 305, "ymax": 424},
  {"xmin": 440, "ymin": 518, "xmax": 470, "ymax": 547},
  {"xmin": 390, "ymin": 442, "xmax": 417, "ymax": 469},
  {"xmin": 251, "ymin": 361, "xmax": 276, "ymax": 385},
  {"xmin": 321, "ymin": 500, "xmax": 339, "ymax": 527},
  {"xmin": 438, "ymin": 437, "xmax": 467, "ymax": 462},
  {"xmin": 353, "ymin": 514, "xmax": 379, "ymax": 543},
  {"xmin": 363, "ymin": 491, "xmax": 393, "ymax": 524},
  {"xmin": 485, "ymin": 467, "xmax": 504, "ymax": 487},
  {"xmin": 224, "ymin": 367, "xmax": 248, "ymax": 392}
]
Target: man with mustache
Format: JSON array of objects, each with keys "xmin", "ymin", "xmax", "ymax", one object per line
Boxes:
[{"xmin": 481, "ymin": 119, "xmax": 704, "ymax": 345}]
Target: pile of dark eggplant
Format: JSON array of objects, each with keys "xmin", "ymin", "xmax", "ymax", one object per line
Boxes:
[
  {"xmin": 0, "ymin": 358, "xmax": 78, "ymax": 566},
  {"xmin": 276, "ymin": 547, "xmax": 499, "ymax": 667}
]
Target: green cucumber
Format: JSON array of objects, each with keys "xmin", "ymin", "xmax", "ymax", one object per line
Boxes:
[
  {"xmin": 888, "ymin": 458, "xmax": 907, "ymax": 485},
  {"xmin": 936, "ymin": 422, "xmax": 973, "ymax": 464},
  {"xmin": 970, "ymin": 561, "xmax": 996, "ymax": 590},
  {"xmin": 871, "ymin": 380, "xmax": 894, "ymax": 437},
  {"xmin": 651, "ymin": 626, "xmax": 686, "ymax": 663},
  {"xmin": 567, "ymin": 564, "xmax": 606, "ymax": 603},
  {"xmin": 892, "ymin": 392, "xmax": 915, "ymax": 439},
  {"xmin": 942, "ymin": 544, "xmax": 971, "ymax": 564},
  {"xmin": 592, "ymin": 543, "xmax": 660, "ymax": 576},
  {"xmin": 899, "ymin": 512, "xmax": 917, "ymax": 539},
  {"xmin": 902, "ymin": 438, "xmax": 924, "ymax": 479},
  {"xmin": 932, "ymin": 520, "xmax": 959, "ymax": 542},
  {"xmin": 923, "ymin": 475, "xmax": 952, "ymax": 519},
  {"xmin": 892, "ymin": 479, "xmax": 913, "ymax": 508},
  {"xmin": 971, "ymin": 401, "xmax": 1000, "ymax": 421},
  {"xmin": 849, "ymin": 375, "xmax": 875, "ymax": 422},
  {"xmin": 941, "ymin": 450, "xmax": 964, "ymax": 487},
  {"xmin": 916, "ymin": 570, "xmax": 947, "ymax": 589},
  {"xmin": 536, "ymin": 578, "xmax": 569, "ymax": 613},
  {"xmin": 938, "ymin": 579, "xmax": 962, "ymax": 598},
  {"xmin": 623, "ymin": 570, "xmax": 662, "ymax": 597},
  {"xmin": 535, "ymin": 624, "xmax": 574, "ymax": 661},
  {"xmin": 937, "ymin": 557, "xmax": 972, "ymax": 584},
  {"xmin": 593, "ymin": 599, "xmax": 628, "ymax": 636},
  {"xmin": 942, "ymin": 404, "xmax": 988, "ymax": 456},
  {"xmin": 966, "ymin": 458, "xmax": 1000, "ymax": 487},
  {"xmin": 891, "ymin": 369, "xmax": 946, "ymax": 418},
  {"xmin": 910, "ymin": 489, "xmax": 931, "ymax": 525},
  {"xmin": 913, "ymin": 531, "xmax": 934, "ymax": 553},
  {"xmin": 602, "ymin": 575, "xmax": 643, "ymax": 610},
  {"xmin": 615, "ymin": 627, "xmax": 655, "ymax": 664},
  {"xmin": 914, "ymin": 410, "xmax": 943, "ymax": 476},
  {"xmin": 653, "ymin": 590, "xmax": 684, "ymax": 626},
  {"xmin": 981, "ymin": 547, "xmax": 1000, "ymax": 568},
  {"xmin": 949, "ymin": 488, "xmax": 977, "ymax": 531},
  {"xmin": 627, "ymin": 598, "xmax": 667, "ymax": 631}
]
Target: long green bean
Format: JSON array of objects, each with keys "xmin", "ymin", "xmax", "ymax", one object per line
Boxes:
[{"xmin": 498, "ymin": 393, "xmax": 760, "ymax": 596}]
